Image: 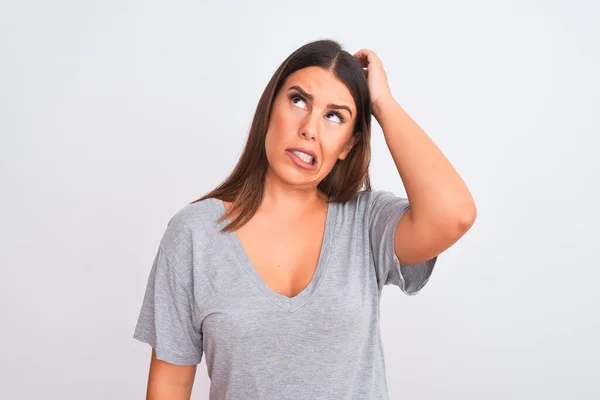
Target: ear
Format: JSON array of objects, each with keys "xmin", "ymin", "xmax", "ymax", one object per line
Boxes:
[{"xmin": 338, "ymin": 132, "xmax": 360, "ymax": 160}]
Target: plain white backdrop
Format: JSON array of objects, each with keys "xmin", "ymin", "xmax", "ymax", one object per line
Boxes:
[{"xmin": 1, "ymin": 0, "xmax": 598, "ymax": 399}]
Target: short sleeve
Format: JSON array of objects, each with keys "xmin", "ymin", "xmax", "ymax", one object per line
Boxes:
[
  {"xmin": 133, "ymin": 245, "xmax": 203, "ymax": 365},
  {"xmin": 369, "ymin": 190, "xmax": 437, "ymax": 295}
]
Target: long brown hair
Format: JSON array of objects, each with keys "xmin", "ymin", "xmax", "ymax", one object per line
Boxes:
[{"xmin": 192, "ymin": 39, "xmax": 373, "ymax": 232}]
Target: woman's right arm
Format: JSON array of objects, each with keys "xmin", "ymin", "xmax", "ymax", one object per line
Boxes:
[
  {"xmin": 146, "ymin": 349, "xmax": 197, "ymax": 400},
  {"xmin": 134, "ymin": 219, "xmax": 205, "ymax": 398}
]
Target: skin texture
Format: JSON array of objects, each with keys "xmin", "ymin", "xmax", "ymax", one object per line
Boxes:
[
  {"xmin": 263, "ymin": 65, "xmax": 358, "ymax": 197},
  {"xmin": 225, "ymin": 65, "xmax": 360, "ymax": 298}
]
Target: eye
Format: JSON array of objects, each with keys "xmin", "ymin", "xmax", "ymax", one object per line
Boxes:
[
  {"xmin": 326, "ymin": 112, "xmax": 344, "ymax": 124},
  {"xmin": 289, "ymin": 93, "xmax": 307, "ymax": 109},
  {"xmin": 288, "ymin": 92, "xmax": 345, "ymax": 124}
]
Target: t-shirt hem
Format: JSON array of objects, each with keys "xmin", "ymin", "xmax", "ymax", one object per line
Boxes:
[
  {"xmin": 133, "ymin": 328, "xmax": 202, "ymax": 366},
  {"xmin": 399, "ymin": 256, "xmax": 437, "ymax": 295}
]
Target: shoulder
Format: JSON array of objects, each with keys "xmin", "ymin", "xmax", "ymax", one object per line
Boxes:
[
  {"xmin": 337, "ymin": 189, "xmax": 402, "ymax": 213},
  {"xmin": 328, "ymin": 190, "xmax": 395, "ymax": 230},
  {"xmin": 158, "ymin": 197, "xmax": 221, "ymax": 262},
  {"xmin": 333, "ymin": 190, "xmax": 410, "ymax": 233}
]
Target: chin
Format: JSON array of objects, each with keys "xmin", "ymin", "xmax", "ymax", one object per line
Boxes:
[{"xmin": 267, "ymin": 163, "xmax": 320, "ymax": 187}]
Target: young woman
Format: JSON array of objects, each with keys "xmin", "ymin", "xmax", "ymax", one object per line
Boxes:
[{"xmin": 133, "ymin": 39, "xmax": 476, "ymax": 399}]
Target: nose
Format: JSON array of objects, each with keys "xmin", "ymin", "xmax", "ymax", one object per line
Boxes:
[
  {"xmin": 300, "ymin": 130, "xmax": 315, "ymax": 140},
  {"xmin": 299, "ymin": 113, "xmax": 319, "ymax": 141}
]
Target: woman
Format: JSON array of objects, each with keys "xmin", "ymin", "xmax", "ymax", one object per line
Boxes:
[{"xmin": 133, "ymin": 39, "xmax": 476, "ymax": 399}]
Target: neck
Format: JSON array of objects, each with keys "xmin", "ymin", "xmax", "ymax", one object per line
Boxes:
[{"xmin": 261, "ymin": 169, "xmax": 327, "ymax": 217}]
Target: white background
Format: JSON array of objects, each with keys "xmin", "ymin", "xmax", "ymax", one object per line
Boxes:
[{"xmin": 1, "ymin": 0, "xmax": 598, "ymax": 398}]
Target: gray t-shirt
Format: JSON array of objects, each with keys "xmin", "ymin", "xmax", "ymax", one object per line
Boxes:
[{"xmin": 133, "ymin": 189, "xmax": 437, "ymax": 399}]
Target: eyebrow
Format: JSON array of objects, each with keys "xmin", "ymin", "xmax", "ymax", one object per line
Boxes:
[{"xmin": 287, "ymin": 85, "xmax": 353, "ymax": 117}]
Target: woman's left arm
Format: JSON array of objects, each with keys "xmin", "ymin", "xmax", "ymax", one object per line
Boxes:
[{"xmin": 355, "ymin": 49, "xmax": 477, "ymax": 265}]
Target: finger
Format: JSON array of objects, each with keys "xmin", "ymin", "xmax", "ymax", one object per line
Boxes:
[
  {"xmin": 353, "ymin": 49, "xmax": 370, "ymax": 67},
  {"xmin": 355, "ymin": 49, "xmax": 381, "ymax": 67}
]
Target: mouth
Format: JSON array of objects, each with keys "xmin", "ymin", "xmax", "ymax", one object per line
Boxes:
[{"xmin": 285, "ymin": 149, "xmax": 318, "ymax": 170}]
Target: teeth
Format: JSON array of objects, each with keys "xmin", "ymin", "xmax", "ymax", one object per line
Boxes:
[{"xmin": 291, "ymin": 150, "xmax": 314, "ymax": 165}]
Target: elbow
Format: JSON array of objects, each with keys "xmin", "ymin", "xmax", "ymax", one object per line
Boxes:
[{"xmin": 457, "ymin": 202, "xmax": 477, "ymax": 231}]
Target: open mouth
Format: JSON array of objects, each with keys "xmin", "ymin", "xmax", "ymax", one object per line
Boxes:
[{"xmin": 288, "ymin": 150, "xmax": 316, "ymax": 166}]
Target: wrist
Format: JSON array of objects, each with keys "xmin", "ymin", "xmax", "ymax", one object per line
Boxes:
[{"xmin": 372, "ymin": 93, "xmax": 396, "ymax": 121}]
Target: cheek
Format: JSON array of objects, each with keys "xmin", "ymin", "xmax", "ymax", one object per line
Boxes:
[
  {"xmin": 320, "ymin": 137, "xmax": 351, "ymax": 163},
  {"xmin": 265, "ymin": 114, "xmax": 288, "ymax": 153},
  {"xmin": 266, "ymin": 110, "xmax": 295, "ymax": 143},
  {"xmin": 271, "ymin": 109, "xmax": 296, "ymax": 133}
]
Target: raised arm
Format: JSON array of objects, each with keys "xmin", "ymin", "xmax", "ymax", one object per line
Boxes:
[{"xmin": 354, "ymin": 48, "xmax": 477, "ymax": 265}]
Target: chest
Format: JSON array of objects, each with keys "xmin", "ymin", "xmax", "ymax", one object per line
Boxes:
[
  {"xmin": 234, "ymin": 211, "xmax": 327, "ymax": 298},
  {"xmin": 196, "ymin": 235, "xmax": 381, "ymax": 380}
]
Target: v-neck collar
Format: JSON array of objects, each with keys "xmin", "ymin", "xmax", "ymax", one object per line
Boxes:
[{"xmin": 213, "ymin": 197, "xmax": 337, "ymax": 312}]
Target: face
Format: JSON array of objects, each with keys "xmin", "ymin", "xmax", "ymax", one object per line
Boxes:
[{"xmin": 264, "ymin": 66, "xmax": 359, "ymax": 190}]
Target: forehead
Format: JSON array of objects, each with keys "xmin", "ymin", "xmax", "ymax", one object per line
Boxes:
[{"xmin": 283, "ymin": 66, "xmax": 356, "ymax": 110}]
